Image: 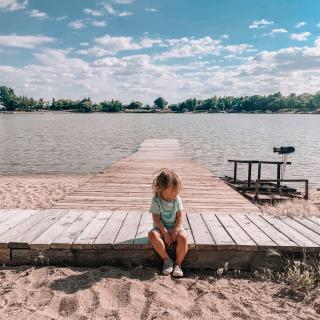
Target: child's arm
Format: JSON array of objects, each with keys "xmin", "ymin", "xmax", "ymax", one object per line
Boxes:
[
  {"xmin": 152, "ymin": 213, "xmax": 166, "ymax": 232},
  {"xmin": 171, "ymin": 210, "xmax": 183, "ymax": 241},
  {"xmin": 152, "ymin": 213, "xmax": 172, "ymax": 245},
  {"xmin": 174, "ymin": 210, "xmax": 183, "ymax": 229}
]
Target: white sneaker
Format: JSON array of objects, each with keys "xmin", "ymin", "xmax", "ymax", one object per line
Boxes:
[
  {"xmin": 162, "ymin": 258, "xmax": 174, "ymax": 275},
  {"xmin": 172, "ymin": 264, "xmax": 184, "ymax": 277}
]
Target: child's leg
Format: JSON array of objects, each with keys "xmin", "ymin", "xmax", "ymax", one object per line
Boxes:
[
  {"xmin": 175, "ymin": 230, "xmax": 188, "ymax": 266},
  {"xmin": 148, "ymin": 230, "xmax": 170, "ymax": 260}
]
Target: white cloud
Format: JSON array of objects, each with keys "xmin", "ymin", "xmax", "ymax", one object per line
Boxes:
[
  {"xmin": 76, "ymin": 47, "xmax": 111, "ymax": 57},
  {"xmin": 145, "ymin": 8, "xmax": 157, "ymax": 12},
  {"xmin": 69, "ymin": 20, "xmax": 85, "ymax": 29},
  {"xmin": 92, "ymin": 20, "xmax": 107, "ymax": 27},
  {"xmin": 290, "ymin": 32, "xmax": 311, "ymax": 41},
  {"xmin": 3, "ymin": 32, "xmax": 320, "ymax": 104},
  {"xmin": 28, "ymin": 9, "xmax": 48, "ymax": 20},
  {"xmin": 249, "ymin": 19, "xmax": 274, "ymax": 29},
  {"xmin": 104, "ymin": 4, "xmax": 117, "ymax": 15},
  {"xmin": 83, "ymin": 8, "xmax": 103, "ymax": 16},
  {"xmin": 118, "ymin": 11, "xmax": 132, "ymax": 16},
  {"xmin": 237, "ymin": 46, "xmax": 320, "ymax": 78},
  {"xmin": 94, "ymin": 34, "xmax": 142, "ymax": 54},
  {"xmin": 221, "ymin": 34, "xmax": 229, "ymax": 39},
  {"xmin": 112, "ymin": 0, "xmax": 134, "ymax": 3},
  {"xmin": 0, "ymin": 34, "xmax": 55, "ymax": 48},
  {"xmin": 0, "ymin": 0, "xmax": 27, "ymax": 11},
  {"xmin": 271, "ymin": 28, "xmax": 287, "ymax": 34},
  {"xmin": 2, "ymin": 42, "xmax": 320, "ymax": 104},
  {"xmin": 76, "ymin": 35, "xmax": 163, "ymax": 57},
  {"xmin": 295, "ymin": 21, "xmax": 306, "ymax": 28},
  {"xmin": 317, "ymin": 22, "xmax": 320, "ymax": 28},
  {"xmin": 262, "ymin": 28, "xmax": 288, "ymax": 37},
  {"xmin": 140, "ymin": 38, "xmax": 163, "ymax": 48},
  {"xmin": 56, "ymin": 16, "xmax": 67, "ymax": 21},
  {"xmin": 224, "ymin": 44, "xmax": 252, "ymax": 54},
  {"xmin": 155, "ymin": 36, "xmax": 252, "ymax": 60},
  {"xmin": 104, "ymin": 4, "xmax": 132, "ymax": 17}
]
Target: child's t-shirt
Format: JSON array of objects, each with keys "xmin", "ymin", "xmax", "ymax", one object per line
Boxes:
[{"xmin": 149, "ymin": 195, "xmax": 183, "ymax": 228}]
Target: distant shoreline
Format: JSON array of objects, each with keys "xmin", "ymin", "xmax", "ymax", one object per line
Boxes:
[{"xmin": 1, "ymin": 109, "xmax": 320, "ymax": 115}]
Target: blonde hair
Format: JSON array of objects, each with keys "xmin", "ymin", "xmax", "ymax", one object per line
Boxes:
[{"xmin": 152, "ymin": 168, "xmax": 182, "ymax": 197}]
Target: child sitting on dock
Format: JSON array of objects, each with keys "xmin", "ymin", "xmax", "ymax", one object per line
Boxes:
[{"xmin": 148, "ymin": 169, "xmax": 188, "ymax": 277}]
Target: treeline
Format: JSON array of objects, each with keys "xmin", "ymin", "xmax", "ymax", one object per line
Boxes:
[{"xmin": 1, "ymin": 86, "xmax": 320, "ymax": 113}]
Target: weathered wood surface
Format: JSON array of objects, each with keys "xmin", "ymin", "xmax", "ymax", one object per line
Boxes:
[
  {"xmin": 11, "ymin": 248, "xmax": 284, "ymax": 269},
  {"xmin": 1, "ymin": 209, "xmax": 320, "ymax": 261},
  {"xmin": 53, "ymin": 139, "xmax": 260, "ymax": 213}
]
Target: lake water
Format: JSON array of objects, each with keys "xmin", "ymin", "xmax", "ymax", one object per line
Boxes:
[{"xmin": 0, "ymin": 113, "xmax": 319, "ymax": 188}]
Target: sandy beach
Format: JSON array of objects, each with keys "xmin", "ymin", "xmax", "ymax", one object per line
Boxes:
[
  {"xmin": 1, "ymin": 265, "xmax": 320, "ymax": 320},
  {"xmin": 0, "ymin": 174, "xmax": 320, "ymax": 319},
  {"xmin": 0, "ymin": 174, "xmax": 93, "ymax": 209}
]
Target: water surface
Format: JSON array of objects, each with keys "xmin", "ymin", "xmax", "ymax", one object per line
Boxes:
[{"xmin": 0, "ymin": 113, "xmax": 319, "ymax": 188}]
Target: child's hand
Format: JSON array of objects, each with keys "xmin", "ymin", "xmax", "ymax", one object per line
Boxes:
[
  {"xmin": 171, "ymin": 228, "xmax": 178, "ymax": 242},
  {"xmin": 162, "ymin": 229, "xmax": 172, "ymax": 245}
]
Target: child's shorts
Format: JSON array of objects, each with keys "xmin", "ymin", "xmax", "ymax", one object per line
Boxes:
[{"xmin": 150, "ymin": 225, "xmax": 186, "ymax": 239}]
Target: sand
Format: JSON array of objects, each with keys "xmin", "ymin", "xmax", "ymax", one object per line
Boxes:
[
  {"xmin": 0, "ymin": 174, "xmax": 320, "ymax": 319},
  {"xmin": 0, "ymin": 174, "xmax": 93, "ymax": 209},
  {"xmin": 0, "ymin": 265, "xmax": 320, "ymax": 320}
]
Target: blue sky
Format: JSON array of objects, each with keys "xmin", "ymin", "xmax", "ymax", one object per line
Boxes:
[{"xmin": 1, "ymin": 0, "xmax": 320, "ymax": 103}]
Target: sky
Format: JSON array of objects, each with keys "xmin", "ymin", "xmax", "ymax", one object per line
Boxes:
[{"xmin": 0, "ymin": 0, "xmax": 320, "ymax": 104}]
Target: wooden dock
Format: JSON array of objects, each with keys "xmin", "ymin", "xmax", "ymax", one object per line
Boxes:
[
  {"xmin": 1, "ymin": 209, "xmax": 320, "ymax": 268},
  {"xmin": 1, "ymin": 139, "xmax": 319, "ymax": 269},
  {"xmin": 53, "ymin": 139, "xmax": 260, "ymax": 213}
]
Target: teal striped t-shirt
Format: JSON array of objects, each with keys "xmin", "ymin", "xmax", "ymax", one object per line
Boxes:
[{"xmin": 149, "ymin": 195, "xmax": 183, "ymax": 228}]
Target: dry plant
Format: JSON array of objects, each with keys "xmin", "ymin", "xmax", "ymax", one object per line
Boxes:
[
  {"xmin": 260, "ymin": 198, "xmax": 320, "ymax": 217},
  {"xmin": 255, "ymin": 249, "xmax": 320, "ymax": 299},
  {"xmin": 33, "ymin": 250, "xmax": 50, "ymax": 266}
]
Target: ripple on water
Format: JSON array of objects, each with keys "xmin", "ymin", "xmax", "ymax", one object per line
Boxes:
[{"xmin": 0, "ymin": 113, "xmax": 319, "ymax": 187}]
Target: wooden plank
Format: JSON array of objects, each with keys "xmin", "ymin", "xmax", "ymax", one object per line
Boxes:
[
  {"xmin": 246, "ymin": 214, "xmax": 298, "ymax": 251},
  {"xmin": 72, "ymin": 210, "xmax": 113, "ymax": 249},
  {"xmin": 30, "ymin": 209, "xmax": 83, "ymax": 249},
  {"xmin": 0, "ymin": 210, "xmax": 18, "ymax": 223},
  {"xmin": 0, "ymin": 209, "xmax": 37, "ymax": 236},
  {"xmin": 113, "ymin": 211, "xmax": 142, "ymax": 249},
  {"xmin": 216, "ymin": 214, "xmax": 257, "ymax": 250},
  {"xmin": 278, "ymin": 216, "xmax": 320, "ymax": 246},
  {"xmin": 292, "ymin": 216, "xmax": 320, "ymax": 236},
  {"xmin": 134, "ymin": 212, "xmax": 153, "ymax": 249},
  {"xmin": 0, "ymin": 210, "xmax": 47, "ymax": 248},
  {"xmin": 0, "ymin": 248, "xmax": 10, "ymax": 264},
  {"xmin": 307, "ymin": 217, "xmax": 320, "ymax": 225},
  {"xmin": 63, "ymin": 196, "xmax": 255, "ymax": 204},
  {"xmin": 8, "ymin": 209, "xmax": 67, "ymax": 248},
  {"xmin": 187, "ymin": 213, "xmax": 215, "ymax": 250},
  {"xmin": 51, "ymin": 210, "xmax": 97, "ymax": 249},
  {"xmin": 10, "ymin": 249, "xmax": 284, "ymax": 269},
  {"xmin": 182, "ymin": 213, "xmax": 195, "ymax": 248},
  {"xmin": 201, "ymin": 213, "xmax": 236, "ymax": 250},
  {"xmin": 53, "ymin": 139, "xmax": 259, "ymax": 213},
  {"xmin": 261, "ymin": 215, "xmax": 318, "ymax": 249},
  {"xmin": 93, "ymin": 211, "xmax": 127, "ymax": 249},
  {"xmin": 231, "ymin": 213, "xmax": 277, "ymax": 250}
]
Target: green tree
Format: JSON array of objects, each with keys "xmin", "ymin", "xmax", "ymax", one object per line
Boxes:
[
  {"xmin": 154, "ymin": 97, "xmax": 168, "ymax": 110},
  {"xmin": 126, "ymin": 101, "xmax": 143, "ymax": 109},
  {"xmin": 100, "ymin": 99, "xmax": 123, "ymax": 112},
  {"xmin": 169, "ymin": 104, "xmax": 180, "ymax": 112},
  {"xmin": 78, "ymin": 98, "xmax": 93, "ymax": 112},
  {"xmin": 0, "ymin": 86, "xmax": 17, "ymax": 111}
]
